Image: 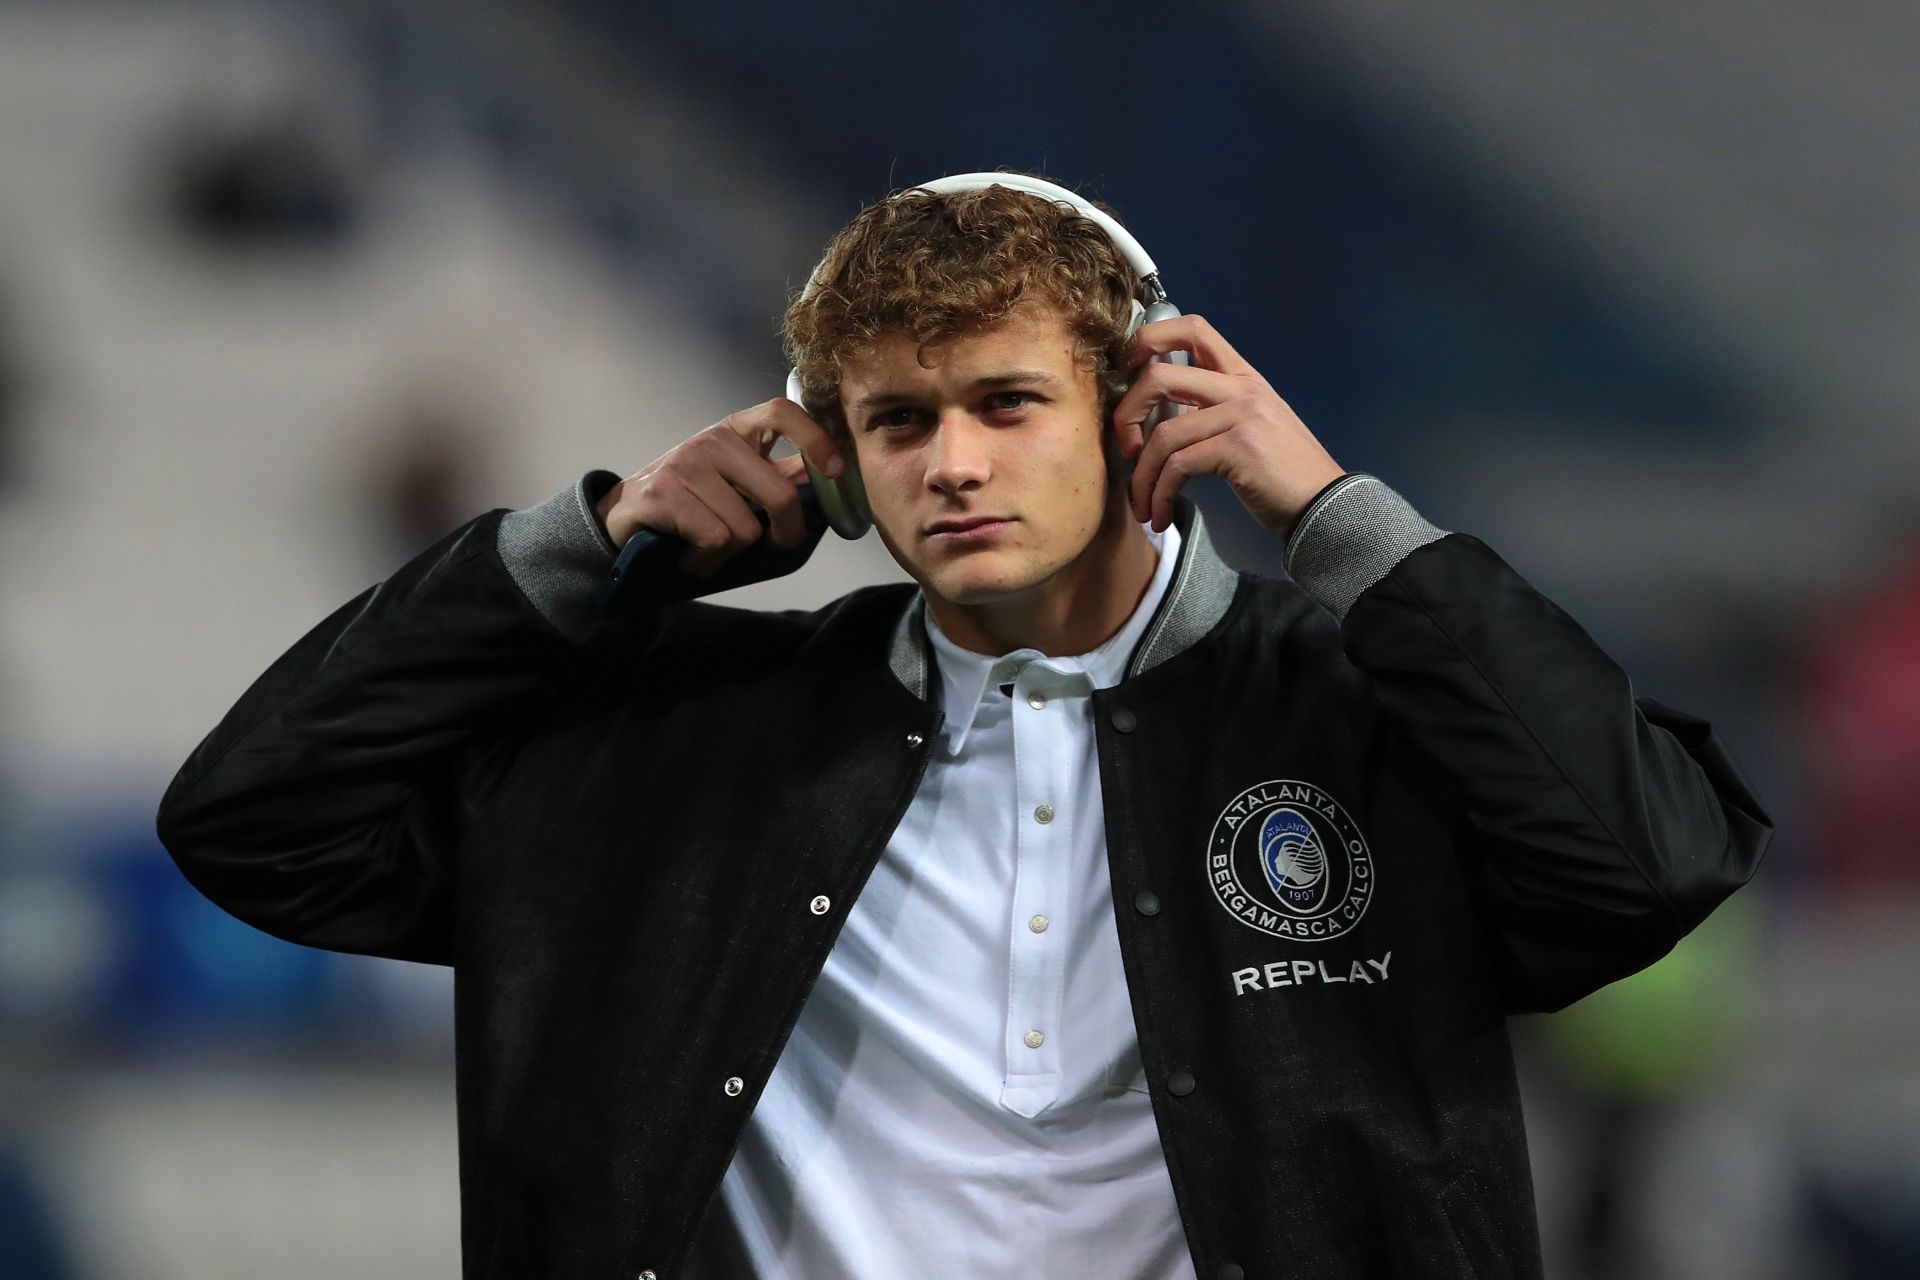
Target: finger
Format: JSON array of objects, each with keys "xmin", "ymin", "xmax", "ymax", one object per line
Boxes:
[
  {"xmin": 668, "ymin": 453, "xmax": 770, "ymax": 565},
  {"xmin": 721, "ymin": 426, "xmax": 837, "ymax": 552},
  {"xmin": 704, "ymin": 434, "xmax": 814, "ymax": 551},
  {"xmin": 1125, "ymin": 312, "xmax": 1259, "ymax": 377},
  {"xmin": 1111, "ymin": 360, "xmax": 1244, "ymax": 459},
  {"xmin": 645, "ymin": 472, "xmax": 748, "ymax": 575},
  {"xmin": 1152, "ymin": 433, "xmax": 1241, "ymax": 531},
  {"xmin": 1128, "ymin": 401, "xmax": 1237, "ymax": 526},
  {"xmin": 771, "ymin": 451, "xmax": 813, "ymax": 487},
  {"xmin": 729, "ymin": 397, "xmax": 848, "ymax": 481}
]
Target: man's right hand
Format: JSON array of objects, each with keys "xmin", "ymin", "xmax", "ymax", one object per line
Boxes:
[{"xmin": 596, "ymin": 398, "xmax": 846, "ymax": 576}]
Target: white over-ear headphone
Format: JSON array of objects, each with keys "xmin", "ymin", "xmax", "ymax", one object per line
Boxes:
[{"xmin": 786, "ymin": 171, "xmax": 1186, "ymax": 539}]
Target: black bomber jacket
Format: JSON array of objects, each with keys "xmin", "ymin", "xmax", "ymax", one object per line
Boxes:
[{"xmin": 155, "ymin": 469, "xmax": 1772, "ymax": 1279}]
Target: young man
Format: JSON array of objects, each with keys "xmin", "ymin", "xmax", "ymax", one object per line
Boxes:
[{"xmin": 157, "ymin": 177, "xmax": 1771, "ymax": 1279}]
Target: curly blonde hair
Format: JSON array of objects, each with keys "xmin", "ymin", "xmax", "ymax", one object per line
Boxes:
[{"xmin": 782, "ymin": 176, "xmax": 1142, "ymax": 437}]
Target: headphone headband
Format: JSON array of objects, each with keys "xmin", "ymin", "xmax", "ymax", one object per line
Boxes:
[
  {"xmin": 908, "ymin": 172, "xmax": 1159, "ymax": 284},
  {"xmin": 795, "ymin": 171, "xmax": 1162, "ymax": 303}
]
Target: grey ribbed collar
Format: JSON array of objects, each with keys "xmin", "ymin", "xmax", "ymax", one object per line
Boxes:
[{"xmin": 886, "ymin": 494, "xmax": 1238, "ymax": 705}]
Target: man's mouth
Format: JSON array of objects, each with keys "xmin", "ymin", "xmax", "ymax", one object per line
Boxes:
[
  {"xmin": 926, "ymin": 516, "xmax": 1015, "ymax": 543},
  {"xmin": 926, "ymin": 515, "xmax": 1010, "ymax": 534}
]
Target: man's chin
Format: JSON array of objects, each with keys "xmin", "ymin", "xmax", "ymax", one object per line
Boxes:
[{"xmin": 921, "ymin": 559, "xmax": 1045, "ymax": 608}]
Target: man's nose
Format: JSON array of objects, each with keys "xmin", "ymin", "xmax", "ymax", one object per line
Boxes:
[{"xmin": 926, "ymin": 412, "xmax": 992, "ymax": 489}]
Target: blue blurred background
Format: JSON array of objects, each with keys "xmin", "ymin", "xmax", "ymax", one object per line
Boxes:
[{"xmin": 1, "ymin": 1, "xmax": 1916, "ymax": 1276}]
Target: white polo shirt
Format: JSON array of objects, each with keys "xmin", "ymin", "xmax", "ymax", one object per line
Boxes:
[{"xmin": 694, "ymin": 519, "xmax": 1196, "ymax": 1278}]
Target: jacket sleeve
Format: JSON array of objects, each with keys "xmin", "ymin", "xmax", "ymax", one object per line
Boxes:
[
  {"xmin": 1284, "ymin": 473, "xmax": 1773, "ymax": 1014},
  {"xmin": 155, "ymin": 469, "xmax": 627, "ymax": 966}
]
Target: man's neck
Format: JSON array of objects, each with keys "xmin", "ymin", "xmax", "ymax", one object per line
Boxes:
[{"xmin": 925, "ymin": 489, "xmax": 1164, "ymax": 659}]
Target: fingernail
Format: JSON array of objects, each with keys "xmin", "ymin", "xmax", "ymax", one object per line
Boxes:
[{"xmin": 826, "ymin": 456, "xmax": 844, "ymax": 476}]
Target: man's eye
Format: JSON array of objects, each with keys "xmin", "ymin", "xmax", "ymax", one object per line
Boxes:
[{"xmin": 870, "ymin": 393, "xmax": 1035, "ymax": 431}]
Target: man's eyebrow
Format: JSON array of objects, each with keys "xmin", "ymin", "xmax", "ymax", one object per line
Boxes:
[{"xmin": 850, "ymin": 370, "xmax": 1063, "ymax": 415}]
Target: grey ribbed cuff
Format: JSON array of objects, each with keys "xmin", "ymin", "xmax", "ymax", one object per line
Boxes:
[
  {"xmin": 1283, "ymin": 473, "xmax": 1449, "ymax": 623},
  {"xmin": 496, "ymin": 469, "xmax": 623, "ymax": 642}
]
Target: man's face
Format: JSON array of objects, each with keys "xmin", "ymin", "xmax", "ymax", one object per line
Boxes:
[{"xmin": 839, "ymin": 303, "xmax": 1118, "ymax": 609}]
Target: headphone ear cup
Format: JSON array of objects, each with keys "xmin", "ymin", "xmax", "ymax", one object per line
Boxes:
[
  {"xmin": 1105, "ymin": 299, "xmax": 1151, "ymax": 491},
  {"xmin": 787, "ymin": 367, "xmax": 872, "ymax": 539},
  {"xmin": 827, "ymin": 417, "xmax": 873, "ymax": 534},
  {"xmin": 1102, "ymin": 297, "xmax": 1148, "ymax": 406}
]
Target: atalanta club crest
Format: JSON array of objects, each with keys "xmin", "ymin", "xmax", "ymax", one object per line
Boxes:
[{"xmin": 1208, "ymin": 779, "xmax": 1373, "ymax": 941}]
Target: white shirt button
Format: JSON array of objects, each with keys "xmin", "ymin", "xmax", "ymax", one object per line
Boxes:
[
  {"xmin": 1023, "ymin": 1029, "xmax": 1046, "ymax": 1049},
  {"xmin": 1027, "ymin": 693, "xmax": 1047, "ymax": 709},
  {"xmin": 809, "ymin": 895, "xmax": 831, "ymax": 915},
  {"xmin": 723, "ymin": 1076, "xmax": 744, "ymax": 1096},
  {"xmin": 1028, "ymin": 914, "xmax": 1050, "ymax": 933},
  {"xmin": 1033, "ymin": 803, "xmax": 1054, "ymax": 824}
]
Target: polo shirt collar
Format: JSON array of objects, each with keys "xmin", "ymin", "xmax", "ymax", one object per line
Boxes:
[{"xmin": 922, "ymin": 517, "xmax": 1183, "ymax": 755}]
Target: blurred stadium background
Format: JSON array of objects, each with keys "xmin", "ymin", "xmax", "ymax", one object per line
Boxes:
[{"xmin": 0, "ymin": 1, "xmax": 1915, "ymax": 1276}]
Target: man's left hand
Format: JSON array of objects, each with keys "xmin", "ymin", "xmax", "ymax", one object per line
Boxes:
[{"xmin": 1112, "ymin": 314, "xmax": 1346, "ymax": 540}]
